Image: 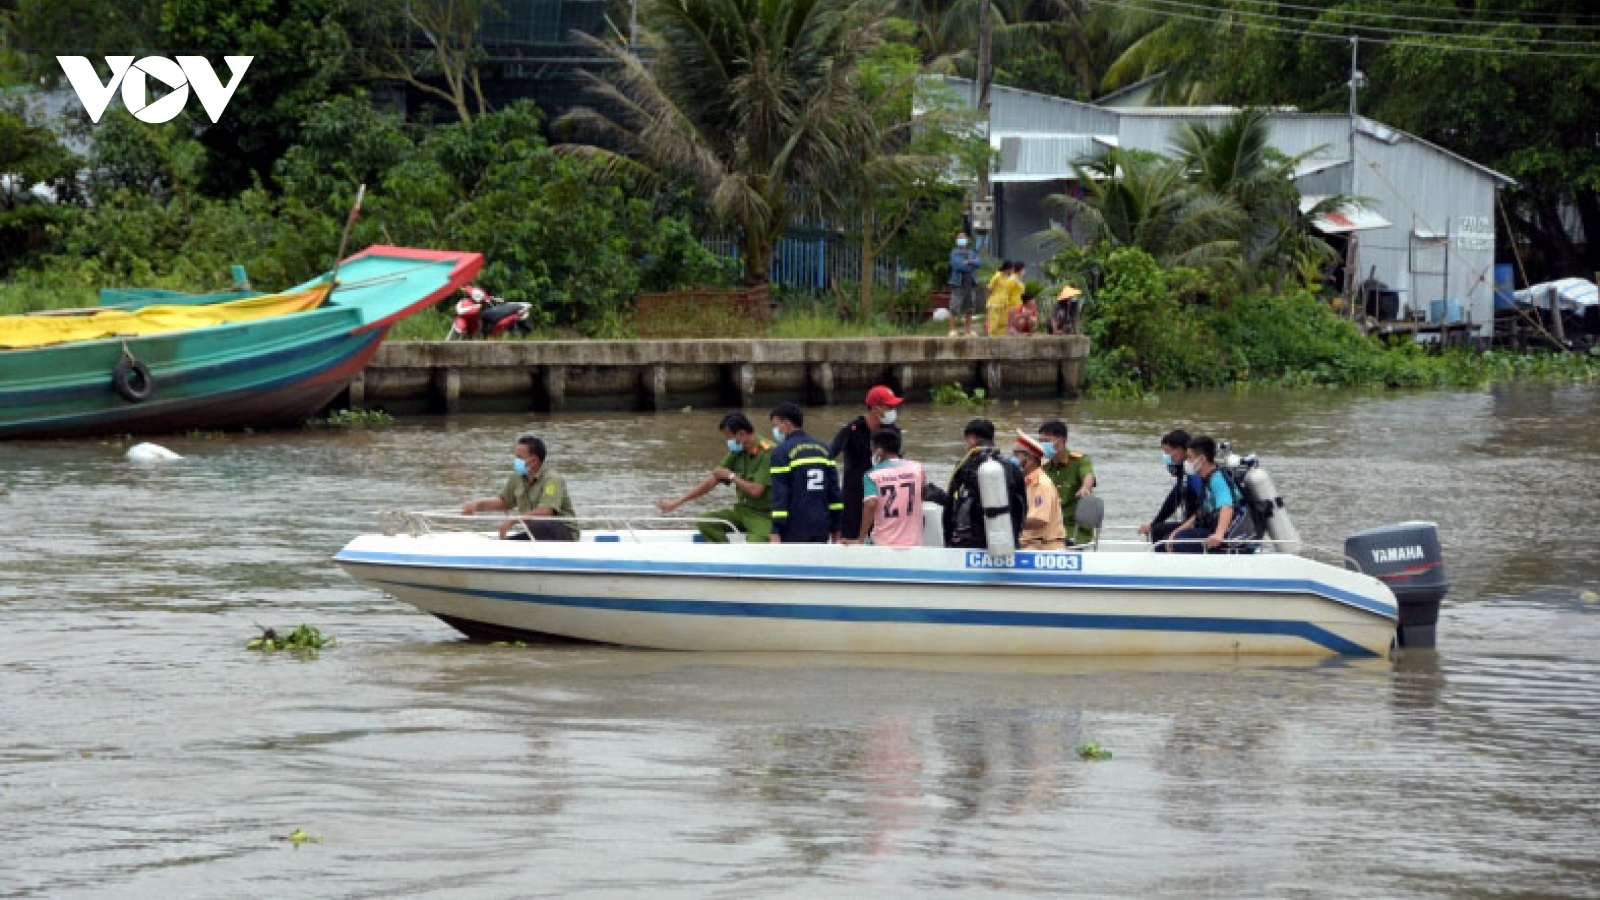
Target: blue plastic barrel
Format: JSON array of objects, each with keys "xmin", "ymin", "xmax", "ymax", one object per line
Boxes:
[{"xmin": 1493, "ymin": 263, "xmax": 1514, "ymax": 310}]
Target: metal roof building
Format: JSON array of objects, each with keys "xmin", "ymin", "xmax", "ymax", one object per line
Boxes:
[{"xmin": 940, "ymin": 77, "xmax": 1514, "ymax": 332}]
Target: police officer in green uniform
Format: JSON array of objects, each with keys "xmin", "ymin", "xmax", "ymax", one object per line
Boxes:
[
  {"xmin": 1038, "ymin": 420, "xmax": 1096, "ymax": 545},
  {"xmin": 657, "ymin": 413, "xmax": 773, "ymax": 543},
  {"xmin": 461, "ymin": 434, "xmax": 579, "ymax": 540}
]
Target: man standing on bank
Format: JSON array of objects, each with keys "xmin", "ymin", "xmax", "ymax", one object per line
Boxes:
[
  {"xmin": 461, "ymin": 434, "xmax": 579, "ymax": 541},
  {"xmin": 1037, "ymin": 420, "xmax": 1096, "ymax": 546},
  {"xmin": 768, "ymin": 402, "xmax": 842, "ymax": 544},
  {"xmin": 657, "ymin": 412, "xmax": 773, "ymax": 543},
  {"xmin": 830, "ymin": 385, "xmax": 903, "ymax": 545},
  {"xmin": 947, "ymin": 232, "xmax": 982, "ymax": 337}
]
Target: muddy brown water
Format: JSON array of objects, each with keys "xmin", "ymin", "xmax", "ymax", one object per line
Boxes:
[{"xmin": 2, "ymin": 383, "xmax": 1598, "ymax": 898}]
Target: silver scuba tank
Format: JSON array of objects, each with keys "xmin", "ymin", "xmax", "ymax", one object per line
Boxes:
[
  {"xmin": 921, "ymin": 500, "xmax": 945, "ymax": 548},
  {"xmin": 977, "ymin": 458, "xmax": 1016, "ymax": 555},
  {"xmin": 1240, "ymin": 461, "xmax": 1301, "ymax": 554}
]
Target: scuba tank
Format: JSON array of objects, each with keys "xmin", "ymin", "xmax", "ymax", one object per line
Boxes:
[
  {"xmin": 921, "ymin": 500, "xmax": 945, "ymax": 548},
  {"xmin": 1239, "ymin": 461, "xmax": 1301, "ymax": 554},
  {"xmin": 1219, "ymin": 442, "xmax": 1300, "ymax": 555},
  {"xmin": 977, "ymin": 458, "xmax": 1016, "ymax": 555}
]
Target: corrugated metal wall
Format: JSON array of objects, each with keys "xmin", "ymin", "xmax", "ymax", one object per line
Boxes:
[{"xmin": 1352, "ymin": 133, "xmax": 1497, "ymax": 328}]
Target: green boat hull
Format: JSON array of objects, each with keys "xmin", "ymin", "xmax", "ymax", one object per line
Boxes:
[{"xmin": 0, "ymin": 246, "xmax": 483, "ymax": 439}]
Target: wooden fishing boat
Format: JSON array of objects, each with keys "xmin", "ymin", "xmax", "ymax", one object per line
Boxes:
[{"xmin": 0, "ymin": 246, "xmax": 482, "ymax": 438}]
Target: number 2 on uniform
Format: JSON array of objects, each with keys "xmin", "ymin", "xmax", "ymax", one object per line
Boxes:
[{"xmin": 806, "ymin": 469, "xmax": 825, "ymax": 491}]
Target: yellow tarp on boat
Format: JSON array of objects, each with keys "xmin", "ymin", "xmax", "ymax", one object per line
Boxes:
[{"xmin": 0, "ymin": 286, "xmax": 330, "ymax": 350}]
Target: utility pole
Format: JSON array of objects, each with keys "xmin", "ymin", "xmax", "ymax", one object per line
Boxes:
[
  {"xmin": 973, "ymin": 0, "xmax": 994, "ymax": 247},
  {"xmin": 1347, "ymin": 35, "xmax": 1360, "ymax": 184},
  {"xmin": 1344, "ymin": 35, "xmax": 1361, "ymax": 320}
]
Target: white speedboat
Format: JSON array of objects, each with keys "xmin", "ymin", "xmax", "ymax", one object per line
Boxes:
[{"xmin": 333, "ymin": 513, "xmax": 1446, "ymax": 658}]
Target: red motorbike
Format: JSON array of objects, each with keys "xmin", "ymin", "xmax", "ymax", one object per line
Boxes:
[{"xmin": 445, "ymin": 286, "xmax": 533, "ymax": 340}]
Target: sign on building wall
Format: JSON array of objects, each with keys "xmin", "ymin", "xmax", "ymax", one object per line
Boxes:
[{"xmin": 1454, "ymin": 216, "xmax": 1494, "ymax": 251}]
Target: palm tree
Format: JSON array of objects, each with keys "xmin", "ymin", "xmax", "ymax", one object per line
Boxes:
[
  {"xmin": 1046, "ymin": 147, "xmax": 1242, "ymax": 269},
  {"xmin": 561, "ymin": 0, "xmax": 896, "ymax": 286},
  {"xmin": 1170, "ymin": 108, "xmax": 1352, "ymax": 290}
]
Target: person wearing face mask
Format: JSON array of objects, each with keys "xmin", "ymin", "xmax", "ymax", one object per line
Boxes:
[
  {"xmin": 1012, "ymin": 432, "xmax": 1066, "ymax": 550},
  {"xmin": 1138, "ymin": 428, "xmax": 1201, "ymax": 545},
  {"xmin": 768, "ymin": 402, "xmax": 841, "ymax": 544},
  {"xmin": 947, "ymin": 232, "xmax": 982, "ymax": 337},
  {"xmin": 1036, "ymin": 420, "xmax": 1096, "ymax": 546},
  {"xmin": 1157, "ymin": 435, "xmax": 1237, "ymax": 554},
  {"xmin": 461, "ymin": 434, "xmax": 578, "ymax": 541},
  {"xmin": 943, "ymin": 418, "xmax": 1027, "ymax": 549},
  {"xmin": 843, "ymin": 429, "xmax": 926, "ymax": 547},
  {"xmin": 829, "ymin": 385, "xmax": 903, "ymax": 544},
  {"xmin": 656, "ymin": 412, "xmax": 773, "ymax": 543}
]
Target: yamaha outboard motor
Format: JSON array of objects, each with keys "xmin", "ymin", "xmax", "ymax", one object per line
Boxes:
[{"xmin": 1344, "ymin": 522, "xmax": 1448, "ymax": 648}]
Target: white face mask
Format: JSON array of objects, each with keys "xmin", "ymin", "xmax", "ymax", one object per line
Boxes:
[
  {"xmin": 1182, "ymin": 459, "xmax": 1198, "ymax": 476},
  {"xmin": 880, "ymin": 409, "xmax": 897, "ymax": 426},
  {"xmin": 956, "ymin": 238, "xmax": 969, "ymax": 248}
]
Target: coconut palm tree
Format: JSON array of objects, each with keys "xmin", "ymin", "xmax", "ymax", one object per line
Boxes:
[
  {"xmin": 1046, "ymin": 147, "xmax": 1243, "ymax": 269},
  {"xmin": 1170, "ymin": 108, "xmax": 1354, "ymax": 290},
  {"xmin": 561, "ymin": 0, "xmax": 896, "ymax": 286}
]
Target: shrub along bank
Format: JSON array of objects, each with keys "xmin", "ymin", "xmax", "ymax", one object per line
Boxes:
[{"xmin": 1061, "ymin": 246, "xmax": 1600, "ymax": 398}]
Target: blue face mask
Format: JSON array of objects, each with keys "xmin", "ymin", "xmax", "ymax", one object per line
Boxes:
[
  {"xmin": 513, "ymin": 457, "xmax": 529, "ymax": 476},
  {"xmin": 1042, "ymin": 441, "xmax": 1057, "ymax": 460},
  {"xmin": 1161, "ymin": 452, "xmax": 1172, "ymax": 466},
  {"xmin": 772, "ymin": 426, "xmax": 784, "ymax": 442},
  {"xmin": 1008, "ymin": 455, "xmax": 1021, "ymax": 467},
  {"xmin": 726, "ymin": 438, "xmax": 741, "ymax": 453}
]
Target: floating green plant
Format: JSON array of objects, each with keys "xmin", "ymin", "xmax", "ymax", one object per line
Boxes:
[
  {"xmin": 247, "ymin": 624, "xmax": 336, "ymax": 652},
  {"xmin": 1074, "ymin": 741, "xmax": 1113, "ymax": 761}
]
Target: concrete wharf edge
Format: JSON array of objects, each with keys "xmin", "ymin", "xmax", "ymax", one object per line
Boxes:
[{"xmin": 349, "ymin": 336, "xmax": 1091, "ymax": 414}]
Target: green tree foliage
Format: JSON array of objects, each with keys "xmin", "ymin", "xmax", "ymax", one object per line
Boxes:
[
  {"xmin": 1169, "ymin": 108, "xmax": 1345, "ymax": 293},
  {"xmin": 1089, "ymin": 0, "xmax": 1600, "ymax": 281},
  {"xmin": 846, "ymin": 37, "xmax": 987, "ymax": 318},
  {"xmin": 1048, "ymin": 146, "xmax": 1242, "ymax": 269},
  {"xmin": 0, "ymin": 104, "xmax": 79, "ymax": 269},
  {"xmin": 7, "ymin": 100, "xmax": 732, "ymax": 333},
  {"xmin": 158, "ymin": 0, "xmax": 355, "ymax": 195},
  {"xmin": 561, "ymin": 0, "xmax": 899, "ymax": 286}
]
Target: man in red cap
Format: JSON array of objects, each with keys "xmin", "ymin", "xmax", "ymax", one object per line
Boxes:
[
  {"xmin": 1014, "ymin": 431, "xmax": 1066, "ymax": 550},
  {"xmin": 830, "ymin": 384, "xmax": 903, "ymax": 543}
]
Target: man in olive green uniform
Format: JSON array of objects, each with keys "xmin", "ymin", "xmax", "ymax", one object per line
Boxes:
[
  {"xmin": 1038, "ymin": 420, "xmax": 1096, "ymax": 546},
  {"xmin": 461, "ymin": 434, "xmax": 578, "ymax": 540},
  {"xmin": 657, "ymin": 412, "xmax": 773, "ymax": 543}
]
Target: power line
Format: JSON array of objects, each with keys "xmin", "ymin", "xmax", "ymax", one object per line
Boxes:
[
  {"xmin": 1279, "ymin": 0, "xmax": 1600, "ymax": 25},
  {"xmin": 1121, "ymin": 0, "xmax": 1600, "ymax": 48},
  {"xmin": 1232, "ymin": 0, "xmax": 1600, "ymax": 29},
  {"xmin": 1085, "ymin": 0, "xmax": 1600, "ymax": 58},
  {"xmin": 1226, "ymin": 0, "xmax": 1600, "ymax": 32}
]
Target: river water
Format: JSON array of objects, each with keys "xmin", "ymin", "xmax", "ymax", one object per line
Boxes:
[{"xmin": 2, "ymin": 383, "xmax": 1598, "ymax": 898}]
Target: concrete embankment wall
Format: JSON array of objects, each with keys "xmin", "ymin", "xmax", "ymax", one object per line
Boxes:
[{"xmin": 349, "ymin": 336, "xmax": 1090, "ymax": 414}]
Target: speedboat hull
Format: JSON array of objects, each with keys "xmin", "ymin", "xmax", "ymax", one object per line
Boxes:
[{"xmin": 334, "ymin": 533, "xmax": 1399, "ymax": 657}]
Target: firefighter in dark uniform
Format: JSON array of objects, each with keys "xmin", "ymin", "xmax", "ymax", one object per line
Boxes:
[{"xmin": 768, "ymin": 401, "xmax": 842, "ymax": 543}]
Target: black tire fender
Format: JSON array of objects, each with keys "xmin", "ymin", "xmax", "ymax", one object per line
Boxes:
[{"xmin": 112, "ymin": 356, "xmax": 154, "ymax": 403}]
